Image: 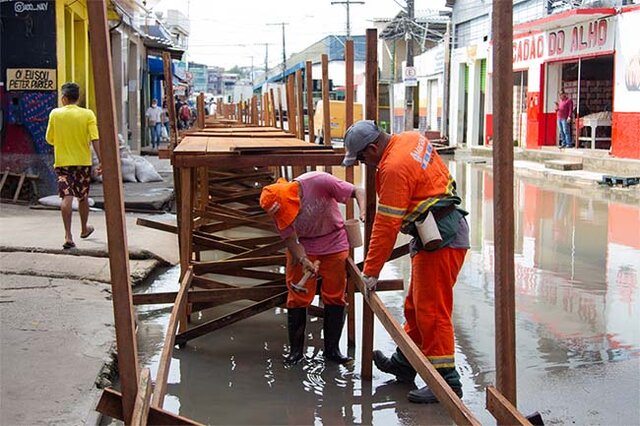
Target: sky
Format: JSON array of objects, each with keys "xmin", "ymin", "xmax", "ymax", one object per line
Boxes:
[{"xmin": 155, "ymin": 0, "xmax": 447, "ymax": 70}]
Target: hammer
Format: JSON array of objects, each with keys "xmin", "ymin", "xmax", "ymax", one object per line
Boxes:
[{"xmin": 290, "ymin": 260, "xmax": 320, "ymax": 293}]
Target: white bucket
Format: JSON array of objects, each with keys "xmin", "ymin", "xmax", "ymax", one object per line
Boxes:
[
  {"xmin": 416, "ymin": 211, "xmax": 442, "ymax": 250},
  {"xmin": 344, "ymin": 218, "xmax": 363, "ymax": 248}
]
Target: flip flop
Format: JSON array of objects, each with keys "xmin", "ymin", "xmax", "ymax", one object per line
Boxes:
[
  {"xmin": 63, "ymin": 241, "xmax": 76, "ymax": 249},
  {"xmin": 80, "ymin": 225, "xmax": 95, "ymax": 239}
]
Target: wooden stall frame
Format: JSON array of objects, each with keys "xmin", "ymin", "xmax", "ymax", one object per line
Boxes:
[
  {"xmin": 305, "ymin": 61, "xmax": 315, "ymax": 144},
  {"xmin": 344, "ymin": 38, "xmax": 356, "ymax": 346},
  {"xmin": 295, "ymin": 69, "xmax": 305, "ymax": 141}
]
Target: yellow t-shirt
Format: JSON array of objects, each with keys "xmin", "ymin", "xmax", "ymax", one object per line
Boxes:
[{"xmin": 45, "ymin": 104, "xmax": 100, "ymax": 167}]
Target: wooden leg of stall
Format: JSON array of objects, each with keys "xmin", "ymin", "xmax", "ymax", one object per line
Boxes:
[{"xmin": 179, "ymin": 167, "xmax": 193, "ymax": 333}]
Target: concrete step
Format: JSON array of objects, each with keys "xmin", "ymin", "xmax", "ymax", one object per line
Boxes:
[{"xmin": 545, "ymin": 160, "xmax": 583, "ymax": 171}]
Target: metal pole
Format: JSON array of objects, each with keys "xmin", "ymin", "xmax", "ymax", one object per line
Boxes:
[{"xmin": 331, "ymin": 0, "xmax": 364, "ymax": 39}]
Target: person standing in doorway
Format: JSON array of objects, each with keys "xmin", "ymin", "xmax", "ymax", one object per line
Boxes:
[
  {"xmin": 342, "ymin": 120, "xmax": 469, "ymax": 404},
  {"xmin": 259, "ymin": 172, "xmax": 365, "ymax": 366},
  {"xmin": 45, "ymin": 82, "xmax": 101, "ymax": 249},
  {"xmin": 555, "ymin": 90, "xmax": 574, "ymax": 148},
  {"xmin": 145, "ymin": 98, "xmax": 163, "ymax": 149}
]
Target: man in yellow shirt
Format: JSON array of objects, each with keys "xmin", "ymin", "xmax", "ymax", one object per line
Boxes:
[{"xmin": 45, "ymin": 82, "xmax": 101, "ymax": 249}]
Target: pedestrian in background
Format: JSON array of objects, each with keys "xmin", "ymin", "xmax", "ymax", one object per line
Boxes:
[
  {"xmin": 259, "ymin": 172, "xmax": 365, "ymax": 366},
  {"xmin": 555, "ymin": 90, "xmax": 574, "ymax": 148},
  {"xmin": 161, "ymin": 100, "xmax": 170, "ymax": 142},
  {"xmin": 342, "ymin": 120, "xmax": 469, "ymax": 404},
  {"xmin": 45, "ymin": 82, "xmax": 101, "ymax": 249},
  {"xmin": 145, "ymin": 98, "xmax": 163, "ymax": 149}
]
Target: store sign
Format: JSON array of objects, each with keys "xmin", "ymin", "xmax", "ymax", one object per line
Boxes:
[
  {"xmin": 404, "ymin": 66, "xmax": 417, "ymax": 87},
  {"xmin": 6, "ymin": 68, "xmax": 56, "ymax": 90},
  {"xmin": 513, "ymin": 17, "xmax": 615, "ymax": 67}
]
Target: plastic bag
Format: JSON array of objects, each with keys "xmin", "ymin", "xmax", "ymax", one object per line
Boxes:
[{"xmin": 160, "ymin": 125, "xmax": 169, "ymax": 140}]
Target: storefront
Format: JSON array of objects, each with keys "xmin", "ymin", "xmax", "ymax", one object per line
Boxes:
[{"xmin": 486, "ymin": 6, "xmax": 640, "ymax": 159}]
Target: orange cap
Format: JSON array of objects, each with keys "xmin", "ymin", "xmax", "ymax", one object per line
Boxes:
[{"xmin": 259, "ymin": 178, "xmax": 300, "ymax": 230}]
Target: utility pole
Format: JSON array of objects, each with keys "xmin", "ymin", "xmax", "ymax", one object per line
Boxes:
[
  {"xmin": 331, "ymin": 0, "xmax": 364, "ymax": 39},
  {"xmin": 404, "ymin": 0, "xmax": 415, "ymax": 131},
  {"xmin": 267, "ymin": 22, "xmax": 289, "ymax": 82}
]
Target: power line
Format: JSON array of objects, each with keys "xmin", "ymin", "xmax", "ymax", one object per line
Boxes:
[{"xmin": 331, "ymin": 0, "xmax": 365, "ymax": 39}]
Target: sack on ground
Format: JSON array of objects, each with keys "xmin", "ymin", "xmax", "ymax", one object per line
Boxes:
[
  {"xmin": 133, "ymin": 155, "xmax": 163, "ymax": 183},
  {"xmin": 39, "ymin": 195, "xmax": 95, "ymax": 211},
  {"xmin": 121, "ymin": 157, "xmax": 137, "ymax": 182}
]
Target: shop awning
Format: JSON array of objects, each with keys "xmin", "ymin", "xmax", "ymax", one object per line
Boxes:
[
  {"xmin": 253, "ymin": 62, "xmax": 305, "ymax": 91},
  {"xmin": 147, "ymin": 56, "xmax": 177, "ymax": 76},
  {"xmin": 514, "ymin": 8, "xmax": 616, "ymax": 35}
]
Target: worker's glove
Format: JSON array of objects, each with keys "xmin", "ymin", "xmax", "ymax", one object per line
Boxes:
[{"xmin": 362, "ymin": 275, "xmax": 378, "ymax": 291}]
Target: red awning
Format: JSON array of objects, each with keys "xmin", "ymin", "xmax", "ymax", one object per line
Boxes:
[{"xmin": 514, "ymin": 8, "xmax": 616, "ymax": 36}]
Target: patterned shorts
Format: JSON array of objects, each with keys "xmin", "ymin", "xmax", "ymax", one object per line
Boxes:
[{"xmin": 55, "ymin": 166, "xmax": 91, "ymax": 200}]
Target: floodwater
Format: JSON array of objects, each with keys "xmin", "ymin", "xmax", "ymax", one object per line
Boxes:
[{"xmin": 134, "ymin": 161, "xmax": 639, "ymax": 425}]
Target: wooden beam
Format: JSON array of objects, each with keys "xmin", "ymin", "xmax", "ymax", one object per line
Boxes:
[
  {"xmin": 277, "ymin": 87, "xmax": 284, "ymax": 130},
  {"xmin": 345, "ymin": 39, "xmax": 355, "ymax": 129},
  {"xmin": 486, "ymin": 386, "xmax": 533, "ymax": 426},
  {"xmin": 176, "ymin": 292, "xmax": 288, "ymax": 344},
  {"xmin": 96, "ymin": 388, "xmax": 201, "ymax": 425},
  {"xmin": 344, "ymin": 39, "xmax": 355, "ymax": 342},
  {"xmin": 179, "ymin": 168, "xmax": 193, "ymax": 279},
  {"xmin": 492, "ymin": 0, "xmax": 517, "ymax": 405},
  {"xmin": 196, "ymin": 92, "xmax": 205, "ymax": 129},
  {"xmin": 133, "ymin": 285, "xmax": 286, "ymax": 306},
  {"xmin": 193, "ymin": 255, "xmax": 286, "ymax": 275},
  {"xmin": 305, "ymin": 61, "xmax": 315, "ymax": 144},
  {"xmin": 228, "ymin": 239, "xmax": 287, "ymax": 260},
  {"xmin": 162, "ymin": 52, "xmax": 178, "ymax": 147},
  {"xmin": 269, "ymin": 88, "xmax": 277, "ymax": 128},
  {"xmin": 347, "ymin": 259, "xmax": 481, "ymax": 426},
  {"xmin": 86, "ymin": 2, "xmax": 139, "ymax": 422},
  {"xmin": 361, "ymin": 28, "xmax": 379, "ymax": 381},
  {"xmin": 286, "ymin": 75, "xmax": 297, "ymax": 135},
  {"xmin": 296, "ymin": 69, "xmax": 305, "ymax": 141},
  {"xmin": 171, "ymin": 152, "xmax": 346, "ymax": 168},
  {"xmin": 130, "ymin": 368, "xmax": 152, "ymax": 426},
  {"xmin": 152, "ymin": 268, "xmax": 193, "ymax": 407}
]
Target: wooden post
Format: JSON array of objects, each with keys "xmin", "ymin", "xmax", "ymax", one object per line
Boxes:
[
  {"xmin": 263, "ymin": 93, "xmax": 269, "ymax": 127},
  {"xmin": 277, "ymin": 87, "xmax": 284, "ymax": 130},
  {"xmin": 321, "ymin": 54, "xmax": 332, "ymax": 174},
  {"xmin": 345, "ymin": 38, "xmax": 356, "ymax": 346},
  {"xmin": 269, "ymin": 88, "xmax": 277, "ymax": 128},
  {"xmin": 196, "ymin": 92, "xmax": 205, "ymax": 129},
  {"xmin": 296, "ymin": 69, "xmax": 305, "ymax": 140},
  {"xmin": 179, "ymin": 167, "xmax": 193, "ymax": 333},
  {"xmin": 86, "ymin": 1, "xmax": 139, "ymax": 422},
  {"xmin": 305, "ymin": 61, "xmax": 315, "ymax": 144},
  {"xmin": 361, "ymin": 28, "xmax": 378, "ymax": 381},
  {"xmin": 161, "ymin": 52, "xmax": 178, "ymax": 148},
  {"xmin": 492, "ymin": 0, "xmax": 517, "ymax": 406},
  {"xmin": 286, "ymin": 75, "xmax": 297, "ymax": 135},
  {"xmin": 251, "ymin": 96, "xmax": 258, "ymax": 125}
]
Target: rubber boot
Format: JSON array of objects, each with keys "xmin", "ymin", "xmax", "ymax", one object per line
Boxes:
[
  {"xmin": 373, "ymin": 348, "xmax": 416, "ymax": 383},
  {"xmin": 323, "ymin": 305, "xmax": 353, "ymax": 364},
  {"xmin": 407, "ymin": 367, "xmax": 462, "ymax": 404},
  {"xmin": 284, "ymin": 307, "xmax": 307, "ymax": 365}
]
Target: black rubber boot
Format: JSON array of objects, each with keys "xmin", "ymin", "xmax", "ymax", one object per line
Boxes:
[
  {"xmin": 373, "ymin": 348, "xmax": 416, "ymax": 383},
  {"xmin": 284, "ymin": 307, "xmax": 307, "ymax": 365},
  {"xmin": 407, "ymin": 367, "xmax": 462, "ymax": 403},
  {"xmin": 323, "ymin": 305, "xmax": 353, "ymax": 364}
]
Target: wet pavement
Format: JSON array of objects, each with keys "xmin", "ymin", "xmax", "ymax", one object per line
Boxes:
[{"xmin": 133, "ymin": 161, "xmax": 639, "ymax": 425}]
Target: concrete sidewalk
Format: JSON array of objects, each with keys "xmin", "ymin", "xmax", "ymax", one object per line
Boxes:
[{"xmin": 0, "ymin": 203, "xmax": 179, "ymax": 425}]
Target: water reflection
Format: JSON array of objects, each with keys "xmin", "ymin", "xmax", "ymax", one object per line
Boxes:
[{"xmin": 133, "ymin": 161, "xmax": 639, "ymax": 425}]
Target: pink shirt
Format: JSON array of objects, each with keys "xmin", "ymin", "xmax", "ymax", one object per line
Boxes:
[
  {"xmin": 557, "ymin": 98, "xmax": 573, "ymax": 120},
  {"xmin": 279, "ymin": 171, "xmax": 354, "ymax": 255}
]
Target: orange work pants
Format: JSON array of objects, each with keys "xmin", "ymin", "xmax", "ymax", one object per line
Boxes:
[
  {"xmin": 286, "ymin": 250, "xmax": 348, "ymax": 308},
  {"xmin": 403, "ymin": 247, "xmax": 467, "ymax": 368}
]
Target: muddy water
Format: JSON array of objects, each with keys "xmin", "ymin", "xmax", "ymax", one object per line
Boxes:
[{"xmin": 134, "ymin": 162, "xmax": 639, "ymax": 425}]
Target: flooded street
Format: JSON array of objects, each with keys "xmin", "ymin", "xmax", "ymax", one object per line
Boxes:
[{"xmin": 134, "ymin": 161, "xmax": 639, "ymax": 425}]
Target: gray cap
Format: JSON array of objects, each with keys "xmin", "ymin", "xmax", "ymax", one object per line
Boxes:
[{"xmin": 342, "ymin": 120, "xmax": 381, "ymax": 166}]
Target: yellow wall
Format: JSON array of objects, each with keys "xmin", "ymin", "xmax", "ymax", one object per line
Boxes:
[{"xmin": 55, "ymin": 0, "xmax": 95, "ymax": 111}]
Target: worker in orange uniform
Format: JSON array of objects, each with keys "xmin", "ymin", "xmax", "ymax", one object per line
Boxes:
[
  {"xmin": 342, "ymin": 120, "xmax": 469, "ymax": 404},
  {"xmin": 260, "ymin": 171, "xmax": 365, "ymax": 366}
]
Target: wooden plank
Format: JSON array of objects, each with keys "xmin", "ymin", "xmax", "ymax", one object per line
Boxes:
[
  {"xmin": 96, "ymin": 388, "xmax": 201, "ymax": 425},
  {"xmin": 86, "ymin": 2, "xmax": 139, "ymax": 422},
  {"xmin": 197, "ymin": 93, "xmax": 205, "ymax": 129},
  {"xmin": 492, "ymin": 0, "xmax": 517, "ymax": 405},
  {"xmin": 12, "ymin": 173, "xmax": 26, "ymax": 202},
  {"xmin": 361, "ymin": 27, "xmax": 379, "ymax": 381},
  {"xmin": 162, "ymin": 52, "xmax": 178, "ymax": 147},
  {"xmin": 277, "ymin": 87, "xmax": 284, "ymax": 130},
  {"xmin": 171, "ymin": 151, "xmax": 346, "ymax": 169},
  {"xmin": 296, "ymin": 69, "xmax": 305, "ymax": 141},
  {"xmin": 251, "ymin": 96, "xmax": 258, "ymax": 125},
  {"xmin": 305, "ymin": 61, "xmax": 315, "ymax": 144},
  {"xmin": 133, "ymin": 286, "xmax": 287, "ymax": 306},
  {"xmin": 347, "ymin": 259, "xmax": 481, "ymax": 426},
  {"xmin": 345, "ymin": 39, "xmax": 355, "ymax": 129},
  {"xmin": 193, "ymin": 255, "xmax": 286, "ymax": 274},
  {"xmin": 198, "ymin": 167, "xmax": 208, "ymax": 210},
  {"xmin": 286, "ymin": 75, "xmax": 297, "ymax": 135},
  {"xmin": 228, "ymin": 239, "xmax": 287, "ymax": 260},
  {"xmin": 130, "ymin": 368, "xmax": 152, "ymax": 426},
  {"xmin": 0, "ymin": 170, "xmax": 9, "ymax": 193},
  {"xmin": 152, "ymin": 268, "xmax": 193, "ymax": 407},
  {"xmin": 199, "ymin": 267, "xmax": 284, "ymax": 281},
  {"xmin": 179, "ymin": 168, "xmax": 193, "ymax": 279},
  {"xmin": 487, "ymin": 386, "xmax": 533, "ymax": 426},
  {"xmin": 176, "ymin": 292, "xmax": 288, "ymax": 344}
]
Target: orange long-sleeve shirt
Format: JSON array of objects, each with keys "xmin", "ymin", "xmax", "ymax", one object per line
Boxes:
[{"xmin": 363, "ymin": 132, "xmax": 455, "ymax": 277}]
